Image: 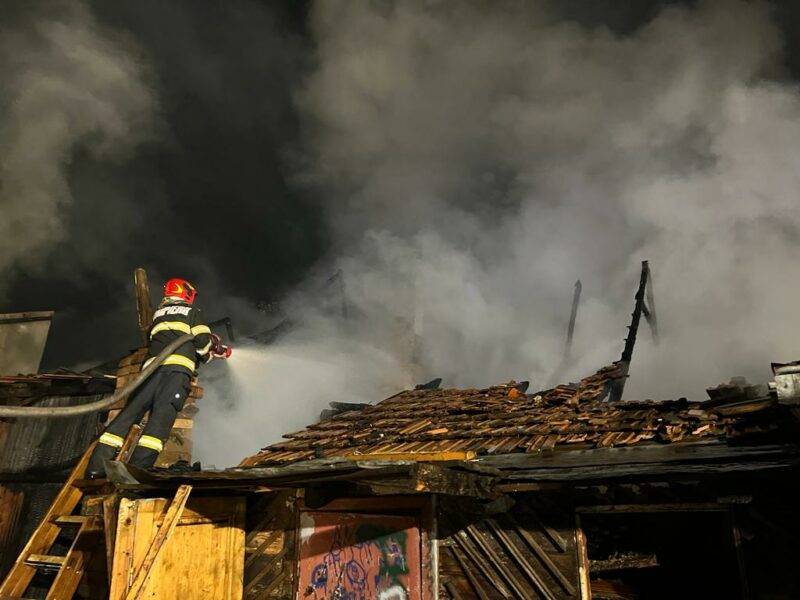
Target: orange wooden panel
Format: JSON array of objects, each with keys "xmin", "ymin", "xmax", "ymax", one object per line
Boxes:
[{"xmin": 298, "ymin": 512, "xmax": 421, "ymax": 600}]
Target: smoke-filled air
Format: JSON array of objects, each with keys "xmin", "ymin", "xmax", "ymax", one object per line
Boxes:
[
  {"xmin": 2, "ymin": 1, "xmax": 800, "ymax": 466},
  {"xmin": 194, "ymin": 0, "xmax": 800, "ymax": 466},
  {"xmin": 0, "ymin": 2, "xmax": 157, "ymax": 292}
]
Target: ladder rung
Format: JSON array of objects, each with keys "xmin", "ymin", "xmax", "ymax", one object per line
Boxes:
[
  {"xmin": 25, "ymin": 554, "xmax": 66, "ymax": 568},
  {"xmin": 72, "ymin": 478, "xmax": 108, "ymax": 491},
  {"xmin": 52, "ymin": 515, "xmax": 88, "ymax": 526}
]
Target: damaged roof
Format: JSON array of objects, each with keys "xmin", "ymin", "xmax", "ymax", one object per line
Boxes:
[
  {"xmin": 0, "ymin": 372, "xmax": 117, "ymax": 406},
  {"xmin": 240, "ymin": 363, "xmax": 799, "ymax": 468}
]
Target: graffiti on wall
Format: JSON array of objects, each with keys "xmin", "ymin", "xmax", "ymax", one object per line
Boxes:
[{"xmin": 299, "ymin": 512, "xmax": 421, "ymax": 600}]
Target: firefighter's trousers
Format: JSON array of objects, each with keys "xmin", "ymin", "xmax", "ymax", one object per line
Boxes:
[{"xmin": 87, "ymin": 369, "xmax": 191, "ymax": 476}]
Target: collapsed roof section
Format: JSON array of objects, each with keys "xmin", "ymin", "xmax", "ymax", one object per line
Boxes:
[{"xmin": 239, "ymin": 361, "xmax": 798, "ymax": 469}]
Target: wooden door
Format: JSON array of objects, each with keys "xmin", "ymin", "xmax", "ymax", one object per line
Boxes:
[
  {"xmin": 110, "ymin": 496, "xmax": 245, "ymax": 599},
  {"xmin": 298, "ymin": 511, "xmax": 422, "ymax": 600}
]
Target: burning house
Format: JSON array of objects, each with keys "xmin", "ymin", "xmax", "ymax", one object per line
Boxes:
[
  {"xmin": 1, "ymin": 263, "xmax": 800, "ymax": 599},
  {"xmin": 3, "ymin": 354, "xmax": 799, "ymax": 599}
]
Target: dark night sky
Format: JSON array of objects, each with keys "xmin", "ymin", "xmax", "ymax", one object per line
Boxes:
[{"xmin": 3, "ymin": 0, "xmax": 800, "ymax": 369}]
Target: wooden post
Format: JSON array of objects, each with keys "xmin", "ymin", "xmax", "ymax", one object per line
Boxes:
[
  {"xmin": 133, "ymin": 269, "xmax": 154, "ymax": 346},
  {"xmin": 730, "ymin": 508, "xmax": 751, "ymax": 600},
  {"xmin": 575, "ymin": 514, "xmax": 591, "ymax": 600},
  {"xmin": 563, "ymin": 280, "xmax": 582, "ymax": 363}
]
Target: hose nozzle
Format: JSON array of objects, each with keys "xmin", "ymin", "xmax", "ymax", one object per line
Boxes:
[{"xmin": 210, "ymin": 333, "xmax": 232, "ymax": 359}]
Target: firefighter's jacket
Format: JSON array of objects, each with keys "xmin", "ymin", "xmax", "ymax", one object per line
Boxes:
[{"xmin": 143, "ymin": 299, "xmax": 213, "ymax": 375}]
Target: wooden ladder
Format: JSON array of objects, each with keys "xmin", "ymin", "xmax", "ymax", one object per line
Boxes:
[{"xmin": 0, "ymin": 426, "xmax": 141, "ymax": 600}]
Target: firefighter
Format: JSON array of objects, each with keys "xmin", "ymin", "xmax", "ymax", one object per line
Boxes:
[{"xmin": 86, "ymin": 278, "xmax": 230, "ymax": 479}]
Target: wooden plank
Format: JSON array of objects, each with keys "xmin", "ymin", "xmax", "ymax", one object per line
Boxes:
[
  {"xmin": 110, "ymin": 499, "xmax": 139, "ymax": 600},
  {"xmin": 531, "ymin": 514, "xmax": 567, "ymax": 554},
  {"xmin": 245, "ymin": 529, "xmax": 281, "ymax": 568},
  {"xmin": 576, "ymin": 503, "xmax": 727, "ymax": 514},
  {"xmin": 575, "ymin": 516, "xmax": 591, "ymax": 600},
  {"xmin": 448, "ymin": 521, "xmax": 512, "ymax": 599},
  {"xmin": 113, "ymin": 495, "xmax": 245, "ymax": 599},
  {"xmin": 0, "ymin": 442, "xmax": 96, "ymax": 597},
  {"xmin": 25, "ymin": 554, "xmax": 66, "ymax": 567},
  {"xmin": 443, "ymin": 578, "xmax": 465, "ymax": 600},
  {"xmin": 518, "ymin": 500, "xmax": 568, "ymax": 553},
  {"xmin": 496, "ymin": 482, "xmax": 562, "ymax": 493},
  {"xmin": 103, "ymin": 494, "xmax": 119, "ymax": 587},
  {"xmin": 52, "ymin": 515, "xmax": 88, "ymax": 526},
  {"xmin": 124, "ymin": 485, "xmax": 192, "ymax": 600},
  {"xmin": 421, "ymin": 494, "xmax": 437, "ymax": 600},
  {"xmin": 730, "ymin": 509, "xmax": 751, "ymax": 600},
  {"xmin": 475, "ymin": 442, "xmax": 795, "ymax": 469},
  {"xmin": 508, "ymin": 514, "xmax": 576, "ymax": 595},
  {"xmin": 0, "ymin": 487, "xmax": 24, "ymax": 554},
  {"xmin": 485, "ymin": 518, "xmax": 559, "ymax": 600},
  {"xmin": 464, "ymin": 524, "xmax": 529, "ymax": 598},
  {"xmin": 47, "ymin": 517, "xmax": 103, "ymax": 600},
  {"xmin": 243, "ymin": 546, "xmax": 287, "ymax": 597},
  {"xmin": 260, "ymin": 569, "xmax": 288, "ymax": 598},
  {"xmin": 447, "ymin": 546, "xmax": 492, "ymax": 600},
  {"xmin": 342, "ymin": 451, "xmax": 477, "ymax": 461},
  {"xmin": 230, "ymin": 498, "xmax": 247, "ymax": 598}
]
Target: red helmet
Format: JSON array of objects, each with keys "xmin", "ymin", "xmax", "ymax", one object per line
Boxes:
[{"xmin": 163, "ymin": 278, "xmax": 197, "ymax": 304}]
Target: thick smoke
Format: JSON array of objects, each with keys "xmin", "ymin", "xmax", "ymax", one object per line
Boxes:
[
  {"xmin": 3, "ymin": 1, "xmax": 800, "ymax": 467},
  {"xmin": 0, "ymin": 1, "xmax": 318, "ymax": 368},
  {"xmin": 198, "ymin": 0, "xmax": 800, "ymax": 466},
  {"xmin": 294, "ymin": 0, "xmax": 800, "ymax": 399},
  {"xmin": 0, "ymin": 1, "xmax": 156, "ymax": 291}
]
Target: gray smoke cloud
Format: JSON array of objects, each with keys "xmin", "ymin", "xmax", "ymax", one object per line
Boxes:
[
  {"xmin": 197, "ymin": 0, "xmax": 800, "ymax": 465},
  {"xmin": 295, "ymin": 0, "xmax": 800, "ymax": 398},
  {"xmin": 0, "ymin": 1, "xmax": 157, "ymax": 292}
]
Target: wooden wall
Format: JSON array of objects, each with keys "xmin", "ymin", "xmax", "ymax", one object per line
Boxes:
[
  {"xmin": 244, "ymin": 491, "xmax": 298, "ymax": 599},
  {"xmin": 437, "ymin": 495, "xmax": 584, "ymax": 600},
  {"xmin": 110, "ymin": 495, "xmax": 245, "ymax": 599}
]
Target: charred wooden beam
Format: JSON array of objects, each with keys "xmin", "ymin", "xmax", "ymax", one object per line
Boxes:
[
  {"xmin": 463, "ymin": 523, "xmax": 530, "ymax": 598},
  {"xmin": 564, "ymin": 279, "xmax": 582, "ymax": 363},
  {"xmin": 485, "ymin": 518, "xmax": 559, "ymax": 600},
  {"xmin": 443, "ymin": 578, "xmax": 466, "ymax": 600},
  {"xmin": 576, "ymin": 502, "xmax": 729, "ymax": 513},
  {"xmin": 450, "ymin": 524, "xmax": 513, "ymax": 598},
  {"xmin": 506, "ymin": 515, "xmax": 576, "ymax": 595},
  {"xmin": 609, "ymin": 261, "xmax": 656, "ymax": 402},
  {"xmin": 134, "ymin": 268, "xmax": 154, "ymax": 346},
  {"xmin": 410, "ymin": 463, "xmax": 497, "ymax": 498},
  {"xmin": 447, "ymin": 546, "xmax": 493, "ymax": 600}
]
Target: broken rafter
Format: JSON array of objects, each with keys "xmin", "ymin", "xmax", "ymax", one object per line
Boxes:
[{"xmin": 608, "ymin": 260, "xmax": 657, "ymax": 402}]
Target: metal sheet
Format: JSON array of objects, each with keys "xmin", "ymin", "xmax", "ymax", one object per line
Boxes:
[
  {"xmin": 0, "ymin": 312, "xmax": 53, "ymax": 376},
  {"xmin": 298, "ymin": 512, "xmax": 422, "ymax": 600},
  {"xmin": 774, "ymin": 373, "xmax": 800, "ymax": 404},
  {"xmin": 0, "ymin": 394, "xmax": 102, "ymax": 476}
]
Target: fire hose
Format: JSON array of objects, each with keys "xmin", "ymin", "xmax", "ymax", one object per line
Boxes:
[{"xmin": 0, "ymin": 333, "xmax": 203, "ymax": 419}]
